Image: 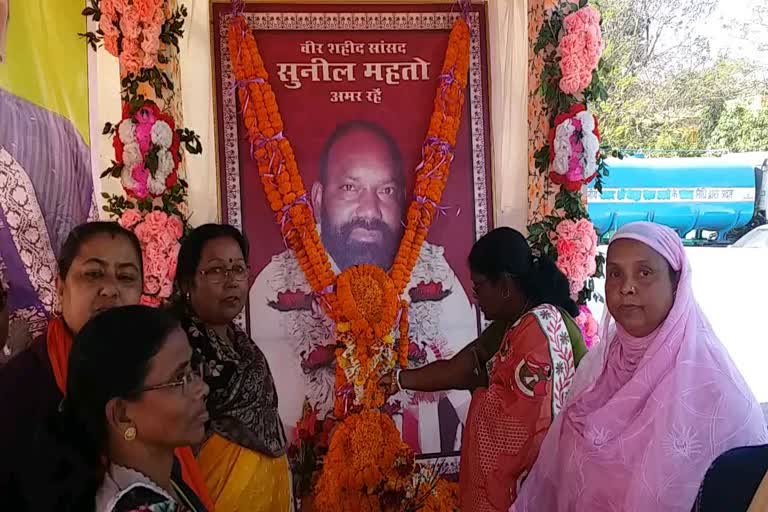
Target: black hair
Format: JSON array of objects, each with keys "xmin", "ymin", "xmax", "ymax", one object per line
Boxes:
[
  {"xmin": 468, "ymin": 227, "xmax": 579, "ymax": 317},
  {"xmin": 318, "ymin": 120, "xmax": 405, "ymax": 189},
  {"xmin": 21, "ymin": 306, "xmax": 180, "ymax": 510},
  {"xmin": 58, "ymin": 221, "xmax": 143, "ymax": 280},
  {"xmin": 175, "ymin": 223, "xmax": 249, "ymax": 293}
]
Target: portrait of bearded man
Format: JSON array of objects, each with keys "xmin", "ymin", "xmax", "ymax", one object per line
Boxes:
[{"xmin": 249, "ymin": 120, "xmax": 477, "ymax": 456}]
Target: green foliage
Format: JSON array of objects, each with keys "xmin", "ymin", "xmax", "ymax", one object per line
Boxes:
[
  {"xmin": 709, "ymin": 104, "xmax": 768, "ymax": 152},
  {"xmin": 593, "ymin": 0, "xmax": 767, "ymax": 154}
]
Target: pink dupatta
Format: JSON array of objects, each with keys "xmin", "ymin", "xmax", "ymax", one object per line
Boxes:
[{"xmin": 512, "ymin": 222, "xmax": 767, "ymax": 511}]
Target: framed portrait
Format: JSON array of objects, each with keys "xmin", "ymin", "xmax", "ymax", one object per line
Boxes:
[{"xmin": 212, "ymin": 1, "xmax": 493, "ymax": 471}]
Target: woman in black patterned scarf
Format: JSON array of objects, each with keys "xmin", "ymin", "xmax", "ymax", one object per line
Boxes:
[{"xmin": 173, "ymin": 224, "xmax": 289, "ymax": 511}]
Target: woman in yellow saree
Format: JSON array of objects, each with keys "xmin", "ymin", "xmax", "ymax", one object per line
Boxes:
[{"xmin": 174, "ymin": 224, "xmax": 291, "ymax": 511}]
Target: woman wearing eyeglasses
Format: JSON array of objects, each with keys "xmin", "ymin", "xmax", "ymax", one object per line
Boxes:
[
  {"xmin": 173, "ymin": 224, "xmax": 289, "ymax": 512},
  {"xmin": 0, "ymin": 222, "xmax": 212, "ymax": 510},
  {"xmin": 20, "ymin": 305, "xmax": 210, "ymax": 511}
]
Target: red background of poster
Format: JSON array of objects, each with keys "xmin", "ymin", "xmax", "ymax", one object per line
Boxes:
[{"xmin": 212, "ymin": 2, "xmax": 493, "ymax": 322}]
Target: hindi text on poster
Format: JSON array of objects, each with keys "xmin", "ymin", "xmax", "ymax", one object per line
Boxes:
[{"xmin": 277, "ymin": 40, "xmax": 431, "ymax": 102}]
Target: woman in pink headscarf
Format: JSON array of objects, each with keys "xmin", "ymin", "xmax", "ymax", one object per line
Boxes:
[{"xmin": 512, "ymin": 221, "xmax": 767, "ymax": 511}]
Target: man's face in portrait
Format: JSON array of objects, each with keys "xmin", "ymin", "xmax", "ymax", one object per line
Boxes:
[{"xmin": 312, "ymin": 122, "xmax": 407, "ymax": 271}]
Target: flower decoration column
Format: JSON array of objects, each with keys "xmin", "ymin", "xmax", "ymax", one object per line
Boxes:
[
  {"xmin": 527, "ymin": 0, "xmax": 560, "ymax": 223},
  {"xmin": 81, "ymin": 0, "xmax": 202, "ymax": 305},
  {"xmin": 526, "ymin": 0, "xmax": 619, "ymax": 344}
]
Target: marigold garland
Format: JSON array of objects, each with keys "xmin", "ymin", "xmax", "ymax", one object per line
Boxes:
[
  {"xmin": 313, "ymin": 409, "xmax": 458, "ymax": 512},
  {"xmin": 227, "ymin": 9, "xmax": 470, "ymax": 510}
]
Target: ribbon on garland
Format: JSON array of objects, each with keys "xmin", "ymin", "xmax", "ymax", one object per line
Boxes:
[
  {"xmin": 416, "ymin": 135, "xmax": 455, "ymax": 181},
  {"xmin": 233, "ymin": 77, "xmax": 265, "ymax": 114}
]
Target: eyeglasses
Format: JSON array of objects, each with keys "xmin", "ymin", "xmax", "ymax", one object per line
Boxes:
[
  {"xmin": 199, "ymin": 264, "xmax": 250, "ymax": 285},
  {"xmin": 141, "ymin": 362, "xmax": 204, "ymax": 395}
]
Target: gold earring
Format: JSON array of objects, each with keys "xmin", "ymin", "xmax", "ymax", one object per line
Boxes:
[{"xmin": 124, "ymin": 426, "xmax": 137, "ymax": 441}]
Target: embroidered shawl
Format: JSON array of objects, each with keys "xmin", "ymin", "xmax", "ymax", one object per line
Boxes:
[{"xmin": 180, "ymin": 309, "xmax": 286, "ymax": 457}]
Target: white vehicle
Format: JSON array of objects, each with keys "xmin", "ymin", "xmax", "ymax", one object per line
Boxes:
[{"xmin": 731, "ymin": 224, "xmax": 768, "ymax": 248}]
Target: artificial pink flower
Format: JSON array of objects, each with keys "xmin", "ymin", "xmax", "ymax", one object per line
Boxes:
[
  {"xmin": 103, "ymin": 33, "xmax": 120, "ymax": 57},
  {"xmin": 159, "ymin": 276, "xmax": 174, "ymax": 299},
  {"xmin": 563, "ymin": 4, "xmax": 600, "ymax": 31},
  {"xmin": 119, "ymin": 209, "xmax": 143, "ymax": 230},
  {"xmin": 129, "ymin": 163, "xmax": 149, "ymax": 199},
  {"xmin": 119, "ymin": 39, "xmax": 144, "ymax": 77},
  {"xmin": 143, "ymin": 21, "xmax": 162, "ymax": 43},
  {"xmin": 166, "ymin": 215, "xmax": 184, "ymax": 239},
  {"xmin": 143, "ymin": 210, "xmax": 169, "ymax": 233},
  {"xmin": 553, "ymin": 218, "xmax": 598, "ymax": 297},
  {"xmin": 141, "ymin": 52, "xmax": 158, "ymax": 71},
  {"xmin": 141, "ymin": 31, "xmax": 161, "ymax": 55},
  {"xmin": 555, "ymin": 238, "xmax": 578, "ymax": 263},
  {"xmin": 167, "ymin": 249, "xmax": 179, "ymax": 278},
  {"xmin": 151, "ymin": 5, "xmax": 166, "ymax": 25},
  {"xmin": 558, "ymin": 5, "xmax": 603, "ymax": 95},
  {"xmin": 119, "ymin": 7, "xmax": 143, "ymax": 40},
  {"xmin": 134, "ymin": 0, "xmax": 163, "ymax": 21},
  {"xmin": 134, "ymin": 121, "xmax": 153, "ymax": 154},
  {"xmin": 133, "ymin": 222, "xmax": 154, "ymax": 246},
  {"xmin": 147, "ymin": 251, "xmax": 169, "ymax": 281},
  {"xmin": 157, "ymin": 228, "xmax": 179, "ymax": 250},
  {"xmin": 99, "ymin": 15, "xmax": 119, "ymax": 38},
  {"xmin": 575, "ymin": 304, "xmax": 600, "ymax": 348},
  {"xmin": 113, "ymin": 0, "xmax": 131, "ymax": 14},
  {"xmin": 100, "ymin": 0, "xmax": 117, "ymax": 17}
]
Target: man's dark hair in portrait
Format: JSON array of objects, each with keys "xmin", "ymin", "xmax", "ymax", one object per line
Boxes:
[{"xmin": 312, "ymin": 120, "xmax": 408, "ymax": 271}]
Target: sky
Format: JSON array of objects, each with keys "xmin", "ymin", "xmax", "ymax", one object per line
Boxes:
[{"xmin": 706, "ymin": 0, "xmax": 767, "ymax": 68}]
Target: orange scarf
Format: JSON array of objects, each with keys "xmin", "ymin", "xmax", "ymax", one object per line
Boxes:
[{"xmin": 46, "ymin": 317, "xmax": 215, "ymax": 511}]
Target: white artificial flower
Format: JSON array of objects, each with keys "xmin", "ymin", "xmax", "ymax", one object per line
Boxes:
[
  {"xmin": 118, "ymin": 120, "xmax": 136, "ymax": 145},
  {"xmin": 577, "ymin": 111, "xmax": 600, "ymax": 177},
  {"xmin": 122, "ymin": 142, "xmax": 142, "ymax": 168},
  {"xmin": 147, "ymin": 175, "xmax": 167, "ymax": 196},
  {"xmin": 145, "ymin": 150, "xmax": 175, "ymax": 196},
  {"xmin": 121, "ymin": 165, "xmax": 138, "ymax": 191},
  {"xmin": 577, "ymin": 110, "xmax": 595, "ymax": 133},
  {"xmin": 151, "ymin": 120, "xmax": 173, "ymax": 149},
  {"xmin": 156, "ymin": 150, "xmax": 175, "ymax": 179},
  {"xmin": 553, "ymin": 120, "xmax": 575, "ymax": 175}
]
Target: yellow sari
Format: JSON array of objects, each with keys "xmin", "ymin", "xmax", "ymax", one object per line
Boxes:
[
  {"xmin": 199, "ymin": 433, "xmax": 291, "ymax": 511},
  {"xmin": 180, "ymin": 311, "xmax": 291, "ymax": 512}
]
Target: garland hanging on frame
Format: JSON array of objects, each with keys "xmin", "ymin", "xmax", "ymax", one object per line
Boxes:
[{"xmin": 227, "ymin": 2, "xmax": 471, "ymax": 509}]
